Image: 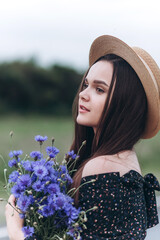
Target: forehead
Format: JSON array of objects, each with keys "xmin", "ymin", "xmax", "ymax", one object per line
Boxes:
[{"xmin": 86, "ymin": 60, "xmax": 113, "ymax": 85}]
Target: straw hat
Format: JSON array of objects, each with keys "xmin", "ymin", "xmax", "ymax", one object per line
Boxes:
[{"xmin": 89, "ymin": 35, "xmax": 160, "ymax": 139}]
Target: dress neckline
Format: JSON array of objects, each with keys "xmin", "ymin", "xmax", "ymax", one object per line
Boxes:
[{"xmin": 81, "ymin": 169, "xmax": 143, "ymax": 182}]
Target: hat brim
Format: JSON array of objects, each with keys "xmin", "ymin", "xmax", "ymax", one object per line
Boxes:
[{"xmin": 89, "ymin": 35, "xmax": 160, "ymax": 139}]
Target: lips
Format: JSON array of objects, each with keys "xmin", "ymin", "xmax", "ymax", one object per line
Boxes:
[{"xmin": 79, "ymin": 105, "xmax": 90, "ymax": 112}]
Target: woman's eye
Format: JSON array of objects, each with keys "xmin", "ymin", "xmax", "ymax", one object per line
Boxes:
[
  {"xmin": 96, "ymin": 88, "xmax": 104, "ymax": 93},
  {"xmin": 82, "ymin": 83, "xmax": 88, "ymax": 89}
]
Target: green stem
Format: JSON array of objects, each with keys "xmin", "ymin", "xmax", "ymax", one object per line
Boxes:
[
  {"xmin": 7, "ymin": 201, "xmax": 21, "ymax": 214},
  {"xmin": 67, "ymin": 187, "xmax": 76, "ymax": 195},
  {"xmin": 68, "ymin": 141, "xmax": 86, "ymax": 171},
  {"xmin": 70, "ymin": 179, "xmax": 96, "ymax": 198},
  {"xmin": 0, "ymin": 154, "xmax": 8, "ymax": 168}
]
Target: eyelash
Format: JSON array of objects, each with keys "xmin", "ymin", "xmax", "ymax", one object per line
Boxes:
[
  {"xmin": 96, "ymin": 87, "xmax": 104, "ymax": 93},
  {"xmin": 82, "ymin": 83, "xmax": 88, "ymax": 89},
  {"xmin": 82, "ymin": 82, "xmax": 105, "ymax": 94}
]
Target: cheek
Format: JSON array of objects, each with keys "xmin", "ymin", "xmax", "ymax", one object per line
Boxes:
[
  {"xmin": 96, "ymin": 97, "xmax": 107, "ymax": 114},
  {"xmin": 97, "ymin": 105, "xmax": 105, "ymax": 117}
]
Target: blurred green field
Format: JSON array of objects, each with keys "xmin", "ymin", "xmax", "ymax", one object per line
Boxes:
[
  {"xmin": 0, "ymin": 115, "xmax": 160, "ymax": 190},
  {"xmin": 0, "ymin": 115, "xmax": 74, "ymax": 192}
]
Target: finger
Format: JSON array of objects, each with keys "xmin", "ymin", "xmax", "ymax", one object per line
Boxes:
[{"xmin": 8, "ymin": 194, "xmax": 16, "ymax": 206}]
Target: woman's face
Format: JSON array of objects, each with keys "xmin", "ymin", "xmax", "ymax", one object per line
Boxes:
[{"xmin": 77, "ymin": 60, "xmax": 113, "ymax": 132}]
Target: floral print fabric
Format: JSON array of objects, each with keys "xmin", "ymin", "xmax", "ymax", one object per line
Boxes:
[{"xmin": 78, "ymin": 170, "xmax": 160, "ymax": 239}]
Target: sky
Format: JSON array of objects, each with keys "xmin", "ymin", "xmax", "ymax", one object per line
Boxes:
[{"xmin": 0, "ymin": 0, "xmax": 160, "ymax": 71}]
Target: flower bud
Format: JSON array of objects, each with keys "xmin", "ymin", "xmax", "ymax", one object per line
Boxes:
[
  {"xmin": 10, "ymin": 131, "xmax": 14, "ymax": 138},
  {"xmin": 74, "ymin": 222, "xmax": 79, "ymax": 227},
  {"xmin": 38, "ymin": 206, "xmax": 43, "ymax": 210},
  {"xmin": 91, "ymin": 179, "xmax": 96, "ymax": 182},
  {"xmin": 27, "ymin": 190, "xmax": 32, "ymax": 195},
  {"xmin": 63, "ymin": 234, "xmax": 66, "ymax": 240},
  {"xmin": 45, "ymin": 181, "xmax": 50, "ymax": 185},
  {"xmin": 82, "ymin": 224, "xmax": 87, "ymax": 229},
  {"xmin": 93, "ymin": 206, "xmax": 98, "ymax": 210},
  {"xmin": 62, "ymin": 159, "xmax": 67, "ymax": 165},
  {"xmin": 51, "ymin": 137, "xmax": 55, "ymax": 145}
]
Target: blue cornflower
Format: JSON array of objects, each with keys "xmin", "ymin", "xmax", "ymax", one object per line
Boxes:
[
  {"xmin": 35, "ymin": 135, "xmax": 48, "ymax": 144},
  {"xmin": 45, "ymin": 159, "xmax": 55, "ymax": 168},
  {"xmin": 65, "ymin": 203, "xmax": 80, "ymax": 224},
  {"xmin": 46, "ymin": 146, "xmax": 59, "ymax": 158},
  {"xmin": 67, "ymin": 228, "xmax": 75, "ymax": 239},
  {"xmin": 40, "ymin": 205, "xmax": 55, "ymax": 217},
  {"xmin": 67, "ymin": 227, "xmax": 82, "ymax": 240},
  {"xmin": 8, "ymin": 171, "xmax": 19, "ymax": 183},
  {"xmin": 11, "ymin": 184, "xmax": 24, "ymax": 198},
  {"xmin": 30, "ymin": 151, "xmax": 42, "ymax": 160},
  {"xmin": 65, "ymin": 173, "xmax": 73, "ymax": 184},
  {"xmin": 31, "ymin": 159, "xmax": 47, "ymax": 169},
  {"xmin": 54, "ymin": 193, "xmax": 67, "ymax": 210},
  {"xmin": 59, "ymin": 166, "xmax": 73, "ymax": 185},
  {"xmin": 31, "ymin": 173, "xmax": 37, "ymax": 182},
  {"xmin": 9, "ymin": 150, "xmax": 23, "ymax": 159},
  {"xmin": 47, "ymin": 183, "xmax": 60, "ymax": 194},
  {"xmin": 47, "ymin": 167, "xmax": 58, "ymax": 182},
  {"xmin": 8, "ymin": 159, "xmax": 17, "ymax": 168},
  {"xmin": 17, "ymin": 174, "xmax": 32, "ymax": 190},
  {"xmin": 22, "ymin": 160, "xmax": 33, "ymax": 171},
  {"xmin": 32, "ymin": 180, "xmax": 44, "ymax": 192},
  {"xmin": 17, "ymin": 195, "xmax": 33, "ymax": 212},
  {"xmin": 22, "ymin": 226, "xmax": 34, "ymax": 238},
  {"xmin": 60, "ymin": 165, "xmax": 67, "ymax": 174},
  {"xmin": 33, "ymin": 165, "xmax": 48, "ymax": 180},
  {"xmin": 67, "ymin": 150, "xmax": 77, "ymax": 160}
]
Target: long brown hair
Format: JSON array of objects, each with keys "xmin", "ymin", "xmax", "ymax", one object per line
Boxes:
[{"xmin": 69, "ymin": 54, "xmax": 148, "ymax": 205}]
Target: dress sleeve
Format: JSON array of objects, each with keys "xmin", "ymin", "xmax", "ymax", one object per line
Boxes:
[{"xmin": 143, "ymin": 173, "xmax": 160, "ymax": 228}]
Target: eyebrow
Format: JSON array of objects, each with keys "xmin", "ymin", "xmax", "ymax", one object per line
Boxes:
[{"xmin": 85, "ymin": 78, "xmax": 109, "ymax": 87}]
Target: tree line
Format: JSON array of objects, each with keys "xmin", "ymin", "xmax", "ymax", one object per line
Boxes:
[{"xmin": 0, "ymin": 60, "xmax": 84, "ymax": 115}]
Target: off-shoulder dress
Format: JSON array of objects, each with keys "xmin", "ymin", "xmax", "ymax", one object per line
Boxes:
[{"xmin": 78, "ymin": 170, "xmax": 160, "ymax": 239}]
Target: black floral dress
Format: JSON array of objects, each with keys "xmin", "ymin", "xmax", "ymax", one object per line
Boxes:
[{"xmin": 78, "ymin": 170, "xmax": 160, "ymax": 239}]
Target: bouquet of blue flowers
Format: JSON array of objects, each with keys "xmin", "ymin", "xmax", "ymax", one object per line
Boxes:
[{"xmin": 4, "ymin": 135, "xmax": 95, "ymax": 240}]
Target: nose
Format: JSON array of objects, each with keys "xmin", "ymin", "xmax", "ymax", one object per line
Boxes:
[{"xmin": 79, "ymin": 88, "xmax": 90, "ymax": 102}]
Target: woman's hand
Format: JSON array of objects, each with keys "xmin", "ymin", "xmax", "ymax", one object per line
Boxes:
[{"xmin": 5, "ymin": 195, "xmax": 24, "ymax": 240}]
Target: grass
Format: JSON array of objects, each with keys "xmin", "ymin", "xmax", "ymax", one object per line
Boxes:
[{"xmin": 135, "ymin": 133, "xmax": 160, "ymax": 182}]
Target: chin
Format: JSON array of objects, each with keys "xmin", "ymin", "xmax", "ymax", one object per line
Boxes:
[{"xmin": 76, "ymin": 118, "xmax": 91, "ymax": 127}]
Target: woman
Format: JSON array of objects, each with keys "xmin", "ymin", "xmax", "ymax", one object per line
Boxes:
[{"xmin": 6, "ymin": 35, "xmax": 160, "ymax": 239}]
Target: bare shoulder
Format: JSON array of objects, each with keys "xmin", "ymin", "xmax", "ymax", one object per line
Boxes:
[
  {"xmin": 82, "ymin": 156, "xmax": 108, "ymax": 178},
  {"xmin": 81, "ymin": 150, "xmax": 142, "ymax": 178}
]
